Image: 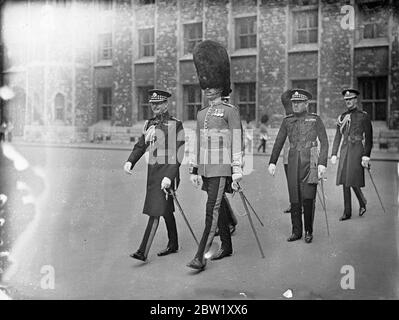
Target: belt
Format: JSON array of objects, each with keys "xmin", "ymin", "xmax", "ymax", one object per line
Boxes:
[
  {"xmin": 290, "ymin": 140, "xmax": 318, "ymax": 150},
  {"xmin": 347, "ymin": 136, "xmax": 363, "ymax": 143}
]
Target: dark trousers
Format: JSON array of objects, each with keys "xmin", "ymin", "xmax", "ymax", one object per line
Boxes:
[
  {"xmin": 291, "ymin": 199, "xmax": 315, "ymax": 236},
  {"xmin": 343, "ymin": 186, "xmax": 367, "ymax": 216},
  {"xmin": 138, "ymin": 211, "xmax": 178, "ymax": 258},
  {"xmin": 290, "ymin": 158, "xmax": 316, "ymax": 236},
  {"xmin": 195, "ymin": 177, "xmax": 231, "ymax": 263},
  {"xmin": 257, "ymin": 138, "xmax": 266, "ymax": 153}
]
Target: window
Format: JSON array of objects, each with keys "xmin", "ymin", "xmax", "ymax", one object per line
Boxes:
[
  {"xmin": 289, "ymin": 0, "xmax": 318, "ymax": 5},
  {"xmin": 291, "ymin": 79, "xmax": 318, "ymax": 113},
  {"xmin": 292, "ymin": 10, "xmax": 318, "ymax": 45},
  {"xmin": 98, "ymin": 88, "xmax": 112, "ymax": 121},
  {"xmin": 235, "ymin": 83, "xmax": 256, "ymax": 121},
  {"xmin": 54, "ymin": 93, "xmax": 65, "ymax": 121},
  {"xmin": 183, "ymin": 23, "xmax": 202, "ymax": 54},
  {"xmin": 139, "ymin": 28, "xmax": 154, "ymax": 57},
  {"xmin": 359, "ymin": 77, "xmax": 387, "ymax": 121},
  {"xmin": 138, "ymin": 86, "xmax": 153, "ymax": 120},
  {"xmin": 98, "ymin": 33, "xmax": 112, "ymax": 61},
  {"xmin": 235, "ymin": 16, "xmax": 257, "ymax": 50},
  {"xmin": 139, "ymin": 0, "xmax": 155, "ymax": 4},
  {"xmin": 183, "ymin": 85, "xmax": 202, "ymax": 121}
]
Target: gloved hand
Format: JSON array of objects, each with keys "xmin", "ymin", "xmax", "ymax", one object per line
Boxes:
[
  {"xmin": 318, "ymin": 165, "xmax": 327, "ymax": 179},
  {"xmin": 190, "ymin": 174, "xmax": 202, "ymax": 188},
  {"xmin": 161, "ymin": 177, "xmax": 171, "ymax": 190},
  {"xmin": 123, "ymin": 161, "xmax": 133, "ymax": 174},
  {"xmin": 330, "ymin": 155, "xmax": 337, "ymax": 165},
  {"xmin": 361, "ymin": 156, "xmax": 370, "ymax": 168},
  {"xmin": 231, "ymin": 173, "xmax": 243, "ymax": 191},
  {"xmin": 268, "ymin": 164, "xmax": 276, "ymax": 176},
  {"xmin": 144, "ymin": 125, "xmax": 156, "ymax": 143}
]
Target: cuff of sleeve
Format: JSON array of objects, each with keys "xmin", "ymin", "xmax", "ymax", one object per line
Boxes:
[
  {"xmin": 362, "ymin": 156, "xmax": 370, "ymax": 161},
  {"xmin": 189, "ymin": 167, "xmax": 198, "ymax": 175}
]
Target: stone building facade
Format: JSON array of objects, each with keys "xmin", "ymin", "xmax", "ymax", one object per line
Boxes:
[{"xmin": 1, "ymin": 0, "xmax": 398, "ymax": 145}]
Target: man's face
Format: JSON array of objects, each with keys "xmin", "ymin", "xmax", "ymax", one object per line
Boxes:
[
  {"xmin": 292, "ymin": 101, "xmax": 308, "ymax": 114},
  {"xmin": 345, "ymin": 97, "xmax": 358, "ymax": 110},
  {"xmin": 204, "ymin": 88, "xmax": 222, "ymax": 100},
  {"xmin": 150, "ymin": 101, "xmax": 168, "ymax": 115}
]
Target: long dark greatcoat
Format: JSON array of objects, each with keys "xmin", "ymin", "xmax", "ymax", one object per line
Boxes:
[
  {"xmin": 269, "ymin": 112, "xmax": 329, "ymax": 203},
  {"xmin": 331, "ymin": 108, "xmax": 373, "ymax": 187},
  {"xmin": 127, "ymin": 112, "xmax": 185, "ymax": 217}
]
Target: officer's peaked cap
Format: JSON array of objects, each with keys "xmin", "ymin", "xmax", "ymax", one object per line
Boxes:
[
  {"xmin": 341, "ymin": 88, "xmax": 360, "ymax": 100},
  {"xmin": 290, "ymin": 88, "xmax": 312, "ymax": 101},
  {"xmin": 193, "ymin": 40, "xmax": 231, "ymax": 97},
  {"xmin": 148, "ymin": 89, "xmax": 171, "ymax": 103}
]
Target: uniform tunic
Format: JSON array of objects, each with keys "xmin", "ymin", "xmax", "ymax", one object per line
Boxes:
[
  {"xmin": 331, "ymin": 108, "xmax": 373, "ymax": 187},
  {"xmin": 128, "ymin": 112, "xmax": 185, "ymax": 217},
  {"xmin": 269, "ymin": 112, "xmax": 329, "ymax": 203}
]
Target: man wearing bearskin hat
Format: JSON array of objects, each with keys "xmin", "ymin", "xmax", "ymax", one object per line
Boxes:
[
  {"xmin": 268, "ymin": 89, "xmax": 329, "ymax": 243},
  {"xmin": 187, "ymin": 40, "xmax": 243, "ymax": 270},
  {"xmin": 330, "ymin": 89, "xmax": 373, "ymax": 221}
]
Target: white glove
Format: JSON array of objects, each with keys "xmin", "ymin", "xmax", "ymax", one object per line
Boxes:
[
  {"xmin": 318, "ymin": 165, "xmax": 327, "ymax": 179},
  {"xmin": 144, "ymin": 125, "xmax": 156, "ymax": 143},
  {"xmin": 161, "ymin": 177, "xmax": 171, "ymax": 190},
  {"xmin": 361, "ymin": 156, "xmax": 370, "ymax": 168},
  {"xmin": 123, "ymin": 161, "xmax": 133, "ymax": 174},
  {"xmin": 331, "ymin": 155, "xmax": 337, "ymax": 165},
  {"xmin": 268, "ymin": 164, "xmax": 276, "ymax": 176},
  {"xmin": 190, "ymin": 174, "xmax": 202, "ymax": 188},
  {"xmin": 231, "ymin": 173, "xmax": 243, "ymax": 191}
]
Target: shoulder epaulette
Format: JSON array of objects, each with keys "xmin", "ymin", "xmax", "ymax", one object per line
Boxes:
[
  {"xmin": 222, "ymin": 101, "xmax": 235, "ymax": 108},
  {"xmin": 308, "ymin": 113, "xmax": 318, "ymax": 117},
  {"xmin": 170, "ymin": 116, "xmax": 181, "ymax": 122},
  {"xmin": 284, "ymin": 114, "xmax": 294, "ymax": 119}
]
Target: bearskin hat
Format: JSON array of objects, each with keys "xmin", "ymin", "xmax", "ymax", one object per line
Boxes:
[
  {"xmin": 193, "ymin": 40, "xmax": 231, "ymax": 97},
  {"xmin": 280, "ymin": 89, "xmax": 293, "ymax": 115}
]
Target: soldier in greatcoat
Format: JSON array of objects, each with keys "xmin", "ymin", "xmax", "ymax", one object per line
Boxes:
[
  {"xmin": 124, "ymin": 89, "xmax": 185, "ymax": 261},
  {"xmin": 331, "ymin": 89, "xmax": 373, "ymax": 221}
]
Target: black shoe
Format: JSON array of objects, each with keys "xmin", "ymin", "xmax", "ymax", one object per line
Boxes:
[
  {"xmin": 283, "ymin": 205, "xmax": 291, "ymax": 213},
  {"xmin": 339, "ymin": 214, "xmax": 351, "ymax": 221},
  {"xmin": 304, "ymin": 232, "xmax": 313, "ymax": 243},
  {"xmin": 186, "ymin": 257, "xmax": 206, "ymax": 270},
  {"xmin": 157, "ymin": 247, "xmax": 178, "ymax": 257},
  {"xmin": 287, "ymin": 234, "xmax": 302, "ymax": 242},
  {"xmin": 211, "ymin": 248, "xmax": 233, "ymax": 261},
  {"xmin": 359, "ymin": 207, "xmax": 366, "ymax": 217},
  {"xmin": 130, "ymin": 251, "xmax": 146, "ymax": 261}
]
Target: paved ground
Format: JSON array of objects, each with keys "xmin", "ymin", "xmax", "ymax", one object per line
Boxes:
[{"xmin": 1, "ymin": 145, "xmax": 398, "ymax": 300}]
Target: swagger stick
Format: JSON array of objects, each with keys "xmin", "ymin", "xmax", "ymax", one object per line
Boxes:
[
  {"xmin": 237, "ymin": 186, "xmax": 265, "ymax": 259},
  {"xmin": 366, "ymin": 166, "xmax": 386, "ymax": 214},
  {"xmin": 319, "ymin": 178, "xmax": 330, "ymax": 237},
  {"xmin": 169, "ymin": 189, "xmax": 199, "ymax": 246}
]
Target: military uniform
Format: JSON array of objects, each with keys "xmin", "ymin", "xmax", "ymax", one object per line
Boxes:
[
  {"xmin": 331, "ymin": 89, "xmax": 373, "ymax": 220},
  {"xmin": 189, "ymin": 99, "xmax": 242, "ymax": 266},
  {"xmin": 269, "ymin": 89, "xmax": 329, "ymax": 242},
  {"xmin": 127, "ymin": 89, "xmax": 185, "ymax": 261}
]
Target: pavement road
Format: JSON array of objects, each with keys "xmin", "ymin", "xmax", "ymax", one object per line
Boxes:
[{"xmin": 2, "ymin": 145, "xmax": 399, "ymax": 300}]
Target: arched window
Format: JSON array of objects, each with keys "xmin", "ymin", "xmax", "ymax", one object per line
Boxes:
[{"xmin": 54, "ymin": 93, "xmax": 65, "ymax": 121}]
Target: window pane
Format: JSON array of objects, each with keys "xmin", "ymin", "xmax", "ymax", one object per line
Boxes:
[
  {"xmin": 308, "ymin": 29, "xmax": 318, "ymax": 43},
  {"xmin": 363, "ymin": 24, "xmax": 374, "ymax": 39},
  {"xmin": 361, "ymin": 80, "xmax": 373, "ymax": 99},
  {"xmin": 297, "ymin": 30, "xmax": 307, "ymax": 44},
  {"xmin": 249, "ymin": 35, "xmax": 257, "ymax": 48},
  {"xmin": 376, "ymin": 23, "xmax": 387, "ymax": 38},
  {"xmin": 298, "ymin": 13, "xmax": 307, "ymax": 29},
  {"xmin": 240, "ymin": 36, "xmax": 248, "ymax": 49},
  {"xmin": 376, "ymin": 79, "xmax": 387, "ymax": 100},
  {"xmin": 308, "ymin": 12, "xmax": 318, "ymax": 28},
  {"xmin": 375, "ymin": 102, "xmax": 387, "ymax": 121}
]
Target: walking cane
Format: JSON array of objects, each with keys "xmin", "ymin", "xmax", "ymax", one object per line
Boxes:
[
  {"xmin": 366, "ymin": 165, "xmax": 386, "ymax": 213},
  {"xmin": 169, "ymin": 189, "xmax": 199, "ymax": 246},
  {"xmin": 236, "ymin": 183, "xmax": 265, "ymax": 259},
  {"xmin": 319, "ymin": 178, "xmax": 330, "ymax": 237}
]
